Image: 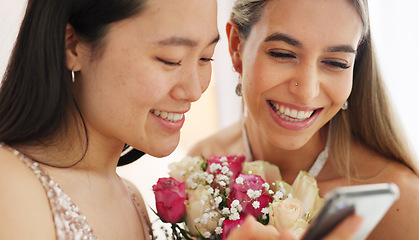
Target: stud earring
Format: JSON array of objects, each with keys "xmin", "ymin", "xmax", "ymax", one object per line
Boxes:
[
  {"xmin": 341, "ymin": 101, "xmax": 348, "ymax": 110},
  {"xmin": 71, "ymin": 69, "xmax": 75, "ymax": 83},
  {"xmin": 295, "ymin": 82, "xmax": 299, "ymax": 86}
]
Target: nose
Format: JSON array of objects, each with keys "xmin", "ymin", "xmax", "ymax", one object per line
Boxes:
[
  {"xmin": 171, "ymin": 65, "xmax": 210, "ymax": 102},
  {"xmin": 289, "ymin": 62, "xmax": 320, "ymax": 103}
]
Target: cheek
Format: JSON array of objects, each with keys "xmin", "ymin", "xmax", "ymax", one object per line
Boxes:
[
  {"xmin": 324, "ymin": 72, "xmax": 353, "ymax": 105},
  {"xmin": 242, "ymin": 56, "xmax": 282, "ymax": 99},
  {"xmin": 84, "ymin": 60, "xmax": 165, "ymax": 122},
  {"xmin": 199, "ymin": 65, "xmax": 212, "ymax": 93}
]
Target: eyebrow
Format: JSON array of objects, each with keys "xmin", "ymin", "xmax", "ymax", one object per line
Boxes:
[
  {"xmin": 157, "ymin": 34, "xmax": 220, "ymax": 47},
  {"xmin": 326, "ymin": 45, "xmax": 357, "ymax": 54},
  {"xmin": 264, "ymin": 33, "xmax": 302, "ymax": 48},
  {"xmin": 264, "ymin": 32, "xmax": 356, "ymax": 54}
]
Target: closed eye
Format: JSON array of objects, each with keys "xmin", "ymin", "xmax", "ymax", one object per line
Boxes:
[
  {"xmin": 156, "ymin": 57, "xmax": 182, "ymax": 66},
  {"xmin": 267, "ymin": 51, "xmax": 296, "ymax": 59},
  {"xmin": 322, "ymin": 60, "xmax": 350, "ymax": 69},
  {"xmin": 200, "ymin": 57, "xmax": 214, "ymax": 62}
]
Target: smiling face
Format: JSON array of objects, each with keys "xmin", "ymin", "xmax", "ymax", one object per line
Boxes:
[
  {"xmin": 73, "ymin": 0, "xmax": 219, "ymax": 157},
  {"xmin": 232, "ymin": 0, "xmax": 363, "ymax": 150}
]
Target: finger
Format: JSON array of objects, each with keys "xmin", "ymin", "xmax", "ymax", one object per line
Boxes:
[
  {"xmin": 277, "ymin": 229, "xmax": 296, "ymax": 240},
  {"xmin": 227, "ymin": 216, "xmax": 281, "ymax": 240},
  {"xmin": 323, "ymin": 215, "xmax": 363, "ymax": 240}
]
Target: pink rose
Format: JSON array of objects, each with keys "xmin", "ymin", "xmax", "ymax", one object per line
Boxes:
[
  {"xmin": 152, "ymin": 177, "xmax": 186, "ymax": 223},
  {"xmin": 206, "ymin": 155, "xmax": 246, "ymax": 190},
  {"xmin": 206, "ymin": 155, "xmax": 245, "ymax": 178},
  {"xmin": 221, "ymin": 218, "xmax": 245, "ymax": 240},
  {"xmin": 229, "ymin": 173, "xmax": 273, "ymax": 218}
]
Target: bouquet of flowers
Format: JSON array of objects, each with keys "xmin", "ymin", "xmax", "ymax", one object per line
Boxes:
[{"xmin": 152, "ymin": 155, "xmax": 324, "ymax": 239}]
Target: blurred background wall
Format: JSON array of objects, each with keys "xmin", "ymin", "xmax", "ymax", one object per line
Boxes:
[{"xmin": 1, "ymin": 0, "xmax": 418, "ymax": 232}]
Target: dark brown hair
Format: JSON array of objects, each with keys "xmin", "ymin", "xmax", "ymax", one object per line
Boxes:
[{"xmin": 0, "ymin": 0, "xmax": 146, "ymax": 165}]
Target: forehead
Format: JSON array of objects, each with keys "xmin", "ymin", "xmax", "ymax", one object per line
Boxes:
[
  {"xmin": 139, "ymin": 0, "xmax": 218, "ymax": 43},
  {"xmin": 251, "ymin": 0, "xmax": 363, "ymax": 47}
]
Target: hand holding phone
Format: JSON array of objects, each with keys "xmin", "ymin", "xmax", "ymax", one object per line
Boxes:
[{"xmin": 302, "ymin": 183, "xmax": 400, "ymax": 240}]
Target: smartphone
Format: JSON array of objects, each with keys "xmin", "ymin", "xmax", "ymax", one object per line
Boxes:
[{"xmin": 302, "ymin": 183, "xmax": 400, "ymax": 240}]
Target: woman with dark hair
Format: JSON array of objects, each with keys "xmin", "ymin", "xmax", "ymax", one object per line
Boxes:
[
  {"xmin": 0, "ymin": 0, "xmax": 219, "ymax": 239},
  {"xmin": 189, "ymin": 0, "xmax": 419, "ymax": 239},
  {"xmin": 0, "ymin": 0, "xmax": 364, "ymax": 239}
]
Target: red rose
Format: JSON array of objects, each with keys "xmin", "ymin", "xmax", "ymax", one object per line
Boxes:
[
  {"xmin": 206, "ymin": 155, "xmax": 245, "ymax": 189},
  {"xmin": 221, "ymin": 218, "xmax": 245, "ymax": 240},
  {"xmin": 229, "ymin": 173, "xmax": 273, "ymax": 218},
  {"xmin": 152, "ymin": 177, "xmax": 186, "ymax": 223},
  {"xmin": 206, "ymin": 155, "xmax": 245, "ymax": 177}
]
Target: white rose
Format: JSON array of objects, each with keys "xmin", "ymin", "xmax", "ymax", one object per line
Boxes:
[
  {"xmin": 242, "ymin": 160, "xmax": 282, "ymax": 187},
  {"xmin": 169, "ymin": 156, "xmax": 204, "ymax": 182},
  {"xmin": 291, "ymin": 219, "xmax": 310, "ymax": 240},
  {"xmin": 268, "ymin": 197, "xmax": 303, "ymax": 232},
  {"xmin": 273, "ymin": 180, "xmax": 295, "ymax": 199},
  {"xmin": 292, "ymin": 171, "xmax": 323, "ymax": 221},
  {"xmin": 185, "ymin": 185, "xmax": 221, "ymax": 236}
]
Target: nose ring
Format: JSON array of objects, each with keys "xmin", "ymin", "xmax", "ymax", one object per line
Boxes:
[{"xmin": 295, "ymin": 82, "xmax": 299, "ymax": 86}]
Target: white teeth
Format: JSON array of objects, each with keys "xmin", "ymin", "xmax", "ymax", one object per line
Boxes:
[
  {"xmin": 270, "ymin": 101, "xmax": 314, "ymax": 122},
  {"xmin": 297, "ymin": 111, "xmax": 305, "ymax": 119},
  {"xmin": 151, "ymin": 110, "xmax": 184, "ymax": 122}
]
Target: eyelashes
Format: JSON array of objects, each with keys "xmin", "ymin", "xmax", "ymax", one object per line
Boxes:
[
  {"xmin": 267, "ymin": 51, "xmax": 351, "ymax": 70},
  {"xmin": 156, "ymin": 57, "xmax": 181, "ymax": 66},
  {"xmin": 322, "ymin": 60, "xmax": 350, "ymax": 69},
  {"xmin": 200, "ymin": 57, "xmax": 214, "ymax": 62},
  {"xmin": 156, "ymin": 57, "xmax": 214, "ymax": 67},
  {"xmin": 267, "ymin": 52, "xmax": 295, "ymax": 59}
]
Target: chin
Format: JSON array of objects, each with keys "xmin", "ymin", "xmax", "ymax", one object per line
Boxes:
[
  {"xmin": 147, "ymin": 143, "xmax": 178, "ymax": 158},
  {"xmin": 271, "ymin": 135, "xmax": 312, "ymax": 151},
  {"xmin": 149, "ymin": 150, "xmax": 175, "ymax": 158}
]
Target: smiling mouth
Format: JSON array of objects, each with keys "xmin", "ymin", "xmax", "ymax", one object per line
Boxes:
[
  {"xmin": 151, "ymin": 110, "xmax": 184, "ymax": 122},
  {"xmin": 268, "ymin": 100, "xmax": 317, "ymax": 122}
]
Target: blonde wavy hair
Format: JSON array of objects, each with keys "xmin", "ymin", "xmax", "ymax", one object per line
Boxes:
[{"xmin": 231, "ymin": 0, "xmax": 419, "ymax": 177}]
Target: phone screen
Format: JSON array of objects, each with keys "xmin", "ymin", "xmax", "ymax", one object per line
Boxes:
[{"xmin": 302, "ymin": 183, "xmax": 399, "ymax": 240}]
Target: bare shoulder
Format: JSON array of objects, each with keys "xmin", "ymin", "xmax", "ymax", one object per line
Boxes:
[
  {"xmin": 351, "ymin": 143, "xmax": 419, "ymax": 239},
  {"xmin": 367, "ymin": 161, "xmax": 419, "ymax": 239},
  {"xmin": 188, "ymin": 121, "xmax": 244, "ymax": 158},
  {"xmin": 345, "ymin": 143, "xmax": 419, "ymax": 239},
  {"xmin": 0, "ymin": 147, "xmax": 55, "ymax": 239}
]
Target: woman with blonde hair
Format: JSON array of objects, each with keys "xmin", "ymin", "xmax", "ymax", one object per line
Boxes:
[
  {"xmin": 190, "ymin": 0, "xmax": 419, "ymax": 238},
  {"xmin": 0, "ymin": 0, "xmax": 362, "ymax": 239}
]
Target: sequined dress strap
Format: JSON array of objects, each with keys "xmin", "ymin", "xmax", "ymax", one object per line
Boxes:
[
  {"xmin": 0, "ymin": 143, "xmax": 97, "ymax": 240},
  {"xmin": 123, "ymin": 180, "xmax": 155, "ymax": 240}
]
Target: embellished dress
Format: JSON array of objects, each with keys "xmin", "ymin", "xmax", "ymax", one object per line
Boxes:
[{"xmin": 1, "ymin": 144, "xmax": 153, "ymax": 240}]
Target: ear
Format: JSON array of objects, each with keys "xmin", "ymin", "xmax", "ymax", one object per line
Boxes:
[
  {"xmin": 65, "ymin": 24, "xmax": 82, "ymax": 72},
  {"xmin": 226, "ymin": 22, "xmax": 243, "ymax": 74}
]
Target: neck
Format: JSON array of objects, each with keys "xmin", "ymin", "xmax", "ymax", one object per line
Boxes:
[
  {"xmin": 243, "ymin": 118, "xmax": 328, "ymax": 183},
  {"xmin": 14, "ymin": 135, "xmax": 124, "ymax": 176}
]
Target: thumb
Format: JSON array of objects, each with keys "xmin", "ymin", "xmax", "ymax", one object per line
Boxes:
[{"xmin": 323, "ymin": 215, "xmax": 363, "ymax": 240}]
